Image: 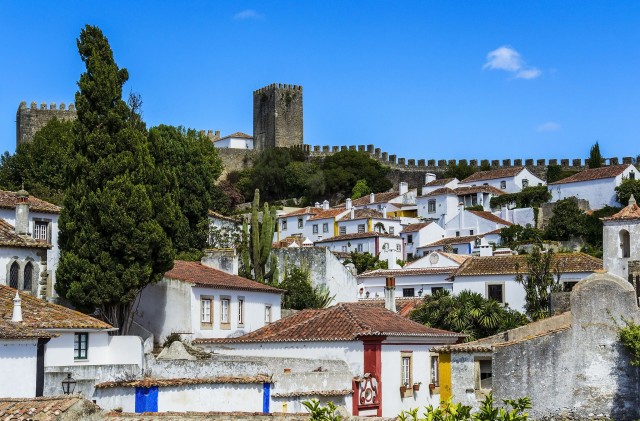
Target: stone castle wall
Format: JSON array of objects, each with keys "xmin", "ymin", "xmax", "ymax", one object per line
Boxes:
[
  {"xmin": 16, "ymin": 101, "xmax": 77, "ymax": 146},
  {"xmin": 253, "ymin": 84, "xmax": 303, "ymax": 151}
]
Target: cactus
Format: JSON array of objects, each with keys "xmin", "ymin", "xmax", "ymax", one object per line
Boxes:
[{"xmin": 242, "ymin": 189, "xmax": 277, "ymax": 283}]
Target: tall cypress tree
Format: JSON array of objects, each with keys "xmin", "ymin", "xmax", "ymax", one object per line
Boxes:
[
  {"xmin": 55, "ymin": 25, "xmax": 174, "ymax": 334},
  {"xmin": 587, "ymin": 141, "xmax": 603, "ymax": 168}
]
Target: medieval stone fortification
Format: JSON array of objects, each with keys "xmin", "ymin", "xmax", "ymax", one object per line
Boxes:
[{"xmin": 16, "ymin": 101, "xmax": 77, "ymax": 146}]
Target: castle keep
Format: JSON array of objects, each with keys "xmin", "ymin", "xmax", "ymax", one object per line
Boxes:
[
  {"xmin": 16, "ymin": 101, "xmax": 77, "ymax": 146},
  {"xmin": 253, "ymin": 83, "xmax": 303, "ymax": 150}
]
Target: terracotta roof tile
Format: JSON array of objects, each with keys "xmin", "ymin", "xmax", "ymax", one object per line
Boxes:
[
  {"xmin": 314, "ymin": 232, "xmax": 400, "ymax": 243},
  {"xmin": 193, "ymin": 302, "xmax": 463, "ymax": 344},
  {"xmin": 216, "ymin": 132, "xmax": 253, "ymax": 141},
  {"xmin": 0, "ymin": 219, "xmax": 51, "ymax": 249},
  {"xmin": 352, "ymin": 191, "xmax": 400, "ymax": 206},
  {"xmin": 422, "ymin": 187, "xmax": 457, "ymax": 197},
  {"xmin": 401, "ymin": 222, "xmax": 433, "ymax": 233},
  {"xmin": 165, "ymin": 261, "xmax": 284, "ymax": 294},
  {"xmin": 357, "ymin": 267, "xmax": 458, "ymax": 278},
  {"xmin": 281, "ymin": 207, "xmax": 316, "ymax": 217},
  {"xmin": 438, "ymin": 252, "xmax": 471, "ymax": 264},
  {"xmin": 601, "ymin": 198, "xmax": 640, "ymax": 221},
  {"xmin": 0, "ymin": 190, "xmax": 61, "ymax": 214},
  {"xmin": 453, "ymin": 253, "xmax": 602, "ymax": 276},
  {"xmin": 0, "ymin": 286, "xmax": 112, "ymax": 330},
  {"xmin": 208, "ymin": 210, "xmax": 241, "ymax": 223},
  {"xmin": 308, "ymin": 208, "xmax": 348, "ymax": 221},
  {"xmin": 96, "ymin": 375, "xmax": 271, "ymax": 389},
  {"xmin": 423, "ymin": 186, "xmax": 506, "ymax": 197},
  {"xmin": 460, "ymin": 167, "xmax": 526, "ymax": 183},
  {"xmin": 467, "ymin": 210, "xmax": 513, "ymax": 226},
  {"xmin": 271, "ymin": 390, "xmax": 352, "ymax": 398},
  {"xmin": 422, "ymin": 234, "xmax": 483, "ymax": 247},
  {"xmin": 0, "ymin": 395, "xmax": 96, "ymax": 420},
  {"xmin": 338, "ymin": 209, "xmax": 390, "ymax": 221},
  {"xmin": 0, "ymin": 319, "xmax": 55, "ymax": 339},
  {"xmin": 425, "ymin": 178, "xmax": 456, "ymax": 187},
  {"xmin": 548, "ymin": 164, "xmax": 632, "ymax": 185}
]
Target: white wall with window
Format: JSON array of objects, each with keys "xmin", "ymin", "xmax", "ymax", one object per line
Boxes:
[
  {"xmin": 458, "ymin": 168, "xmax": 545, "ymax": 194},
  {"xmin": 43, "ymin": 331, "xmax": 141, "ymax": 367},
  {"xmin": 357, "ymin": 271, "xmax": 454, "ymax": 299},
  {"xmin": 336, "ymin": 218, "xmax": 402, "ymax": 237},
  {"xmin": 315, "ymin": 235, "xmax": 403, "ymax": 269},
  {"xmin": 416, "ymin": 194, "xmax": 459, "ymax": 224},
  {"xmin": 401, "ymin": 223, "xmax": 445, "ymax": 261}
]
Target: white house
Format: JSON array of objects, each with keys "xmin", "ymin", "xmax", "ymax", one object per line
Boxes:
[
  {"xmin": 458, "ymin": 167, "xmax": 545, "ymax": 194},
  {"xmin": 351, "ymin": 183, "xmax": 417, "ymax": 218},
  {"xmin": 315, "ymin": 232, "xmax": 403, "ymax": 269},
  {"xmin": 0, "ymin": 189, "xmax": 60, "ymax": 299},
  {"xmin": 443, "ymin": 206, "xmax": 512, "ymax": 238},
  {"xmin": 337, "ymin": 208, "xmax": 402, "ymax": 237},
  {"xmin": 602, "ymin": 195, "xmax": 640, "ymax": 280},
  {"xmin": 193, "ymin": 302, "xmax": 465, "ymax": 417},
  {"xmin": 548, "ymin": 164, "xmax": 640, "ymax": 209},
  {"xmin": 421, "ymin": 174, "xmax": 459, "ymax": 195},
  {"xmin": 135, "ymin": 260, "xmax": 284, "ymax": 344},
  {"xmin": 450, "ymin": 252, "xmax": 603, "ymax": 312},
  {"xmin": 418, "ymin": 232, "xmax": 502, "ymax": 256},
  {"xmin": 400, "ymin": 222, "xmax": 446, "ymax": 260},
  {"xmin": 212, "ymin": 132, "xmax": 254, "ymax": 149},
  {"xmin": 274, "ymin": 202, "xmax": 348, "ymax": 243}
]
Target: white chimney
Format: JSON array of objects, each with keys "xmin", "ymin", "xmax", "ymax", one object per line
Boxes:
[
  {"xmin": 346, "ymin": 198, "xmax": 352, "ymax": 210},
  {"xmin": 399, "ymin": 182, "xmax": 408, "ymax": 195},
  {"xmin": 458, "ymin": 202, "xmax": 465, "ymax": 230},
  {"xmin": 479, "ymin": 237, "xmax": 493, "ymax": 257},
  {"xmin": 384, "ymin": 277, "xmax": 397, "ymax": 312},
  {"xmin": 315, "ymin": 202, "xmax": 320, "ymax": 208},
  {"xmin": 322, "ymin": 200, "xmax": 330, "ymax": 210},
  {"xmin": 425, "ymin": 173, "xmax": 436, "ymax": 184},
  {"xmin": 12, "ymin": 291, "xmax": 22, "ymax": 322},
  {"xmin": 350, "ymin": 208, "xmax": 355, "ymax": 219},
  {"xmin": 382, "ymin": 206, "xmax": 387, "ymax": 219},
  {"xmin": 15, "ymin": 188, "xmax": 29, "ymax": 236},
  {"xmin": 370, "ymin": 192, "xmax": 375, "ymax": 204}
]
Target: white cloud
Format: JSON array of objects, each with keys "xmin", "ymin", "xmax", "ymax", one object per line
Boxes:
[
  {"xmin": 234, "ymin": 9, "xmax": 264, "ymax": 20},
  {"xmin": 536, "ymin": 122, "xmax": 561, "ymax": 132},
  {"xmin": 483, "ymin": 46, "xmax": 541, "ymax": 80}
]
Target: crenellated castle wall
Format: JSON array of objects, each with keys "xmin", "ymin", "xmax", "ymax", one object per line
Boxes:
[{"xmin": 16, "ymin": 101, "xmax": 77, "ymax": 146}]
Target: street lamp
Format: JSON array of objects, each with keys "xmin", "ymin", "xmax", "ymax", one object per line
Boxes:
[{"xmin": 61, "ymin": 373, "xmax": 76, "ymax": 395}]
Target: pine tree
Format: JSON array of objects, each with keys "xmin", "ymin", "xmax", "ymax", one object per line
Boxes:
[{"xmin": 55, "ymin": 25, "xmax": 173, "ymax": 334}]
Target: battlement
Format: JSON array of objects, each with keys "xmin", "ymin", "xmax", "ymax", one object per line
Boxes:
[
  {"xmin": 16, "ymin": 100, "xmax": 78, "ymax": 146},
  {"xmin": 19, "ymin": 100, "xmax": 76, "ymax": 111},
  {"xmin": 253, "ymin": 83, "xmax": 303, "ymax": 94}
]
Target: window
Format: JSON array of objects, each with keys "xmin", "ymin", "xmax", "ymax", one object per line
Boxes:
[
  {"xmin": 620, "ymin": 229, "xmax": 631, "ymax": 258},
  {"xmin": 475, "ymin": 358, "xmax": 492, "ymax": 390},
  {"xmin": 322, "ymin": 223, "xmax": 329, "ymax": 233},
  {"xmin": 201, "ymin": 298, "xmax": 212, "ymax": 324},
  {"xmin": 452, "ymin": 248, "xmax": 459, "ymax": 254},
  {"xmin": 430, "ymin": 355, "xmax": 439, "ymax": 386},
  {"xmin": 389, "ymin": 226, "xmax": 394, "ymax": 235},
  {"xmin": 470, "ymin": 230, "xmax": 474, "ymax": 235},
  {"xmin": 487, "ymin": 284, "xmax": 504, "ymax": 303},
  {"xmin": 357, "ymin": 243, "xmax": 363, "ymax": 252},
  {"xmin": 382, "ymin": 242, "xmax": 389, "ymax": 250},
  {"xmin": 265, "ymin": 305, "xmax": 272, "ymax": 323},
  {"xmin": 220, "ymin": 297, "xmax": 230, "ymax": 326},
  {"xmin": 403, "ymin": 288, "xmax": 415, "ymax": 297},
  {"xmin": 358, "ymin": 224, "xmax": 365, "ymax": 233},
  {"xmin": 339, "ymin": 226, "xmax": 346, "ymax": 235},
  {"xmin": 342, "ymin": 245, "xmax": 347, "ymax": 252},
  {"xmin": 500, "ymin": 181, "xmax": 507, "ymax": 189},
  {"xmin": 34, "ymin": 221, "xmax": 48, "ymax": 242},
  {"xmin": 23, "ymin": 262, "xmax": 33, "ymax": 291},
  {"xmin": 428, "ymin": 199, "xmax": 436, "ymax": 213},
  {"xmin": 407, "ymin": 235, "xmax": 413, "ymax": 244},
  {"xmin": 396, "ymin": 243, "xmax": 401, "ymax": 251},
  {"xmin": 9, "ymin": 261, "xmax": 18, "ymax": 289},
  {"xmin": 431, "ymin": 286, "xmax": 443, "ymax": 294},
  {"xmin": 407, "ymin": 253, "xmax": 414, "ymax": 260},
  {"xmin": 522, "ymin": 179, "xmax": 529, "ymax": 188},
  {"xmin": 297, "ymin": 218, "xmax": 303, "ymax": 229},
  {"xmin": 401, "ymin": 352, "xmax": 413, "ymax": 396},
  {"xmin": 313, "ymin": 224, "xmax": 318, "ymax": 234},
  {"xmin": 238, "ymin": 297, "xmax": 245, "ymax": 325},
  {"xmin": 631, "ymin": 172, "xmax": 636, "ymax": 180},
  {"xmin": 74, "ymin": 333, "xmax": 88, "ymax": 360},
  {"xmin": 455, "ymin": 231, "xmax": 460, "ymax": 237},
  {"xmin": 281, "ymin": 220, "xmax": 287, "ymax": 231}
]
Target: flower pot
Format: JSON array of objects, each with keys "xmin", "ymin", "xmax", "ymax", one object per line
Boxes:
[
  {"xmin": 429, "ymin": 383, "xmax": 436, "ymax": 390},
  {"xmin": 413, "ymin": 384, "xmax": 421, "ymax": 391}
]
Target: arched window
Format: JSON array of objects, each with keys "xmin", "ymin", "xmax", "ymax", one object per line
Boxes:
[
  {"xmin": 23, "ymin": 262, "xmax": 33, "ymax": 291},
  {"xmin": 9, "ymin": 262, "xmax": 19, "ymax": 289},
  {"xmin": 620, "ymin": 230, "xmax": 631, "ymax": 258}
]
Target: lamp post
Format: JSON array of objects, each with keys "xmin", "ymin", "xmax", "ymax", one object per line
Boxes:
[{"xmin": 61, "ymin": 373, "xmax": 76, "ymax": 395}]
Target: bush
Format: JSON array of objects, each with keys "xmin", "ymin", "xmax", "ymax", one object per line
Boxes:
[
  {"xmin": 618, "ymin": 318, "xmax": 640, "ymax": 366},
  {"xmin": 398, "ymin": 394, "xmax": 531, "ymax": 421},
  {"xmin": 489, "ymin": 186, "xmax": 551, "ymax": 209}
]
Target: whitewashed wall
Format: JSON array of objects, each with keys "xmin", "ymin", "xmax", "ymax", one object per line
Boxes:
[
  {"xmin": 135, "ymin": 278, "xmax": 192, "ymax": 344},
  {"xmin": 459, "ymin": 168, "xmax": 545, "ymax": 194},
  {"xmin": 417, "ymin": 194, "xmax": 458, "ymax": 222},
  {"xmin": 0, "ymin": 248, "xmax": 45, "ymax": 295},
  {"xmin": 603, "ymin": 219, "xmax": 640, "ymax": 280},
  {"xmin": 44, "ymin": 331, "xmax": 141, "ymax": 367},
  {"xmin": 0, "ymin": 339, "xmax": 38, "ymax": 397},
  {"xmin": 213, "ymin": 137, "xmax": 254, "ymax": 149},
  {"xmin": 358, "ymin": 274, "xmax": 453, "ymax": 298}
]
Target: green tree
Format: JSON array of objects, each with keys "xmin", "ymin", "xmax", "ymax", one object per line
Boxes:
[
  {"xmin": 615, "ymin": 178, "xmax": 640, "ymax": 206},
  {"xmin": 322, "ymin": 150, "xmax": 391, "ymax": 198},
  {"xmin": 344, "ymin": 251, "xmax": 388, "ymax": 274},
  {"xmin": 279, "ymin": 268, "xmax": 333, "ymax": 309},
  {"xmin": 55, "ymin": 25, "xmax": 174, "ymax": 334},
  {"xmin": 544, "ymin": 198, "xmax": 586, "ymax": 241},
  {"xmin": 444, "ymin": 161, "xmax": 476, "ymax": 181},
  {"xmin": 546, "ymin": 165, "xmax": 578, "ymax": 184},
  {"xmin": 587, "ymin": 141, "xmax": 603, "ymax": 168},
  {"xmin": 249, "ymin": 147, "xmax": 306, "ymax": 202},
  {"xmin": 410, "ymin": 290, "xmax": 528, "ymax": 341},
  {"xmin": 284, "ymin": 160, "xmax": 326, "ymax": 200},
  {"xmin": 514, "ymin": 247, "xmax": 562, "ymax": 321},
  {"xmin": 351, "ymin": 179, "xmax": 371, "ymax": 199}
]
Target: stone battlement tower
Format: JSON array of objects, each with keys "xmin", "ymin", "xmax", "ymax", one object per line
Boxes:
[
  {"xmin": 16, "ymin": 101, "xmax": 77, "ymax": 147},
  {"xmin": 253, "ymin": 83, "xmax": 303, "ymax": 151}
]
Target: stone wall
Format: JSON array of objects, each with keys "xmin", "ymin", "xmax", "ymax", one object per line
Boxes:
[
  {"xmin": 44, "ymin": 363, "xmax": 141, "ymax": 398},
  {"xmin": 539, "ymin": 198, "xmax": 591, "ymax": 229},
  {"xmin": 217, "ymin": 148, "xmax": 257, "ymax": 178},
  {"xmin": 16, "ymin": 101, "xmax": 77, "ymax": 146}
]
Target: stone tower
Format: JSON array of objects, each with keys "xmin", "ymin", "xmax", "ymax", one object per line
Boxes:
[
  {"xmin": 253, "ymin": 83, "xmax": 303, "ymax": 151},
  {"xmin": 16, "ymin": 101, "xmax": 77, "ymax": 147}
]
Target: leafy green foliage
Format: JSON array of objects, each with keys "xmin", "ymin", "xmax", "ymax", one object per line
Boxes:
[
  {"xmin": 56, "ymin": 25, "xmax": 174, "ymax": 334},
  {"xmin": 279, "ymin": 268, "xmax": 333, "ymax": 309},
  {"xmin": 489, "ymin": 186, "xmax": 551, "ymax": 209},
  {"xmin": 398, "ymin": 394, "xmax": 531, "ymax": 421},
  {"xmin": 302, "ymin": 399, "xmax": 342, "ymax": 421},
  {"xmin": 546, "ymin": 165, "xmax": 579, "ymax": 184},
  {"xmin": 587, "ymin": 141, "xmax": 603, "ymax": 168},
  {"xmin": 351, "ymin": 179, "xmax": 371, "ymax": 199},
  {"xmin": 444, "ymin": 161, "xmax": 476, "ymax": 181},
  {"xmin": 615, "ymin": 178, "xmax": 640, "ymax": 206},
  {"xmin": 514, "ymin": 247, "xmax": 562, "ymax": 321},
  {"xmin": 284, "ymin": 160, "xmax": 326, "ymax": 200},
  {"xmin": 410, "ymin": 290, "xmax": 528, "ymax": 342},
  {"xmin": 618, "ymin": 318, "xmax": 640, "ymax": 366},
  {"xmin": 322, "ymin": 150, "xmax": 392, "ymax": 199},
  {"xmin": 248, "ymin": 147, "xmax": 309, "ymax": 202},
  {"xmin": 465, "ymin": 205, "xmax": 485, "ymax": 211},
  {"xmin": 344, "ymin": 251, "xmax": 388, "ymax": 274},
  {"xmin": 543, "ymin": 198, "xmax": 586, "ymax": 241},
  {"xmin": 499, "ymin": 225, "xmax": 544, "ymax": 247}
]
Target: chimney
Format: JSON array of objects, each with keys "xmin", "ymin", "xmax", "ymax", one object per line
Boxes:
[
  {"xmin": 399, "ymin": 182, "xmax": 408, "ymax": 195},
  {"xmin": 458, "ymin": 202, "xmax": 464, "ymax": 230},
  {"xmin": 346, "ymin": 198, "xmax": 352, "ymax": 210},
  {"xmin": 501, "ymin": 205, "xmax": 509, "ymax": 222},
  {"xmin": 12, "ymin": 291, "xmax": 22, "ymax": 322},
  {"xmin": 382, "ymin": 205, "xmax": 387, "ymax": 219},
  {"xmin": 425, "ymin": 173, "xmax": 436, "ymax": 184},
  {"xmin": 370, "ymin": 192, "xmax": 375, "ymax": 204},
  {"xmin": 479, "ymin": 237, "xmax": 493, "ymax": 257},
  {"xmin": 15, "ymin": 188, "xmax": 29, "ymax": 236},
  {"xmin": 322, "ymin": 200, "xmax": 330, "ymax": 210},
  {"xmin": 315, "ymin": 202, "xmax": 320, "ymax": 208},
  {"xmin": 384, "ymin": 277, "xmax": 397, "ymax": 312},
  {"xmin": 350, "ymin": 207, "xmax": 355, "ymax": 220}
]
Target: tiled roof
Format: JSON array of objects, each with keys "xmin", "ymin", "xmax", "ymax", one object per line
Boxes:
[
  {"xmin": 422, "ymin": 187, "xmax": 456, "ymax": 197},
  {"xmin": 425, "ymin": 178, "xmax": 456, "ymax": 187},
  {"xmin": 432, "ymin": 344, "xmax": 493, "ymax": 353},
  {"xmin": 314, "ymin": 232, "xmax": 400, "ymax": 243},
  {"xmin": 193, "ymin": 302, "xmax": 462, "ymax": 344},
  {"xmin": 281, "ymin": 207, "xmax": 316, "ymax": 217},
  {"xmin": 165, "ymin": 261, "xmax": 284, "ymax": 294},
  {"xmin": 548, "ymin": 164, "xmax": 632, "ymax": 185},
  {"xmin": 308, "ymin": 208, "xmax": 348, "ymax": 221},
  {"xmin": 96, "ymin": 375, "xmax": 271, "ymax": 389},
  {"xmin": 467, "ymin": 210, "xmax": 513, "ymax": 226},
  {"xmin": 460, "ymin": 167, "xmax": 526, "ymax": 183},
  {"xmin": 453, "ymin": 253, "xmax": 603, "ymax": 277},
  {"xmin": 0, "ymin": 286, "xmax": 112, "ymax": 330},
  {"xmin": 422, "ymin": 234, "xmax": 483, "ymax": 247},
  {"xmin": 216, "ymin": 132, "xmax": 253, "ymax": 141},
  {"xmin": 0, "ymin": 395, "xmax": 97, "ymax": 420},
  {"xmin": 357, "ymin": 267, "xmax": 458, "ymax": 278},
  {"xmin": 352, "ymin": 191, "xmax": 400, "ymax": 206},
  {"xmin": 353, "ymin": 297, "xmax": 425, "ymax": 318},
  {"xmin": 0, "ymin": 190, "xmax": 61, "ymax": 214},
  {"xmin": 0, "ymin": 319, "xmax": 55, "ymax": 339},
  {"xmin": 271, "ymin": 390, "xmax": 352, "ymax": 398},
  {"xmin": 208, "ymin": 210, "xmax": 241, "ymax": 223},
  {"xmin": 423, "ymin": 186, "xmax": 505, "ymax": 197},
  {"xmin": 338, "ymin": 209, "xmax": 389, "ymax": 221},
  {"xmin": 601, "ymin": 196, "xmax": 640, "ymax": 222},
  {"xmin": 401, "ymin": 222, "xmax": 432, "ymax": 233},
  {"xmin": 439, "ymin": 252, "xmax": 471, "ymax": 265},
  {"xmin": 0, "ymin": 219, "xmax": 51, "ymax": 249}
]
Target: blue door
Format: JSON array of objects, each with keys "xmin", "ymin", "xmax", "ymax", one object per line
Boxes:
[{"xmin": 135, "ymin": 386, "xmax": 158, "ymax": 413}]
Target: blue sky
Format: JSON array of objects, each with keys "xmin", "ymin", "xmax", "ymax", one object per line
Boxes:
[{"xmin": 1, "ymin": 1, "xmax": 639, "ymax": 161}]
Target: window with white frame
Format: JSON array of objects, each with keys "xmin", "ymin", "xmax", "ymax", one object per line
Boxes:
[
  {"xmin": 33, "ymin": 221, "xmax": 48, "ymax": 242},
  {"xmin": 265, "ymin": 305, "xmax": 272, "ymax": 323},
  {"xmin": 282, "ymin": 220, "xmax": 287, "ymax": 231},
  {"xmin": 220, "ymin": 297, "xmax": 230, "ymax": 325},
  {"xmin": 313, "ymin": 224, "xmax": 318, "ymax": 234},
  {"xmin": 430, "ymin": 355, "xmax": 439, "ymax": 386},
  {"xmin": 428, "ymin": 199, "xmax": 436, "ymax": 213},
  {"xmin": 298, "ymin": 218, "xmax": 303, "ymax": 228},
  {"xmin": 238, "ymin": 297, "xmax": 245, "ymax": 325},
  {"xmin": 401, "ymin": 352, "xmax": 413, "ymax": 390},
  {"xmin": 201, "ymin": 298, "xmax": 212, "ymax": 324},
  {"xmin": 396, "ymin": 243, "xmax": 401, "ymax": 251},
  {"xmin": 74, "ymin": 332, "xmax": 89, "ymax": 360},
  {"xmin": 339, "ymin": 226, "xmax": 346, "ymax": 235},
  {"xmin": 407, "ymin": 234, "xmax": 413, "ymax": 244},
  {"xmin": 358, "ymin": 224, "xmax": 365, "ymax": 233},
  {"xmin": 323, "ymin": 223, "xmax": 329, "ymax": 233}
]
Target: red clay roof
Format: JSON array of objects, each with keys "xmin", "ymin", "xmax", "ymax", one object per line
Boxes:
[
  {"xmin": 548, "ymin": 164, "xmax": 632, "ymax": 185},
  {"xmin": 0, "ymin": 395, "xmax": 96, "ymax": 420},
  {"xmin": 338, "ymin": 208, "xmax": 392, "ymax": 221},
  {"xmin": 0, "ymin": 190, "xmax": 61, "ymax": 214},
  {"xmin": 0, "ymin": 286, "xmax": 112, "ymax": 330},
  {"xmin": 216, "ymin": 132, "xmax": 253, "ymax": 140},
  {"xmin": 401, "ymin": 222, "xmax": 433, "ymax": 233},
  {"xmin": 280, "ymin": 207, "xmax": 316, "ymax": 217},
  {"xmin": 425, "ymin": 178, "xmax": 456, "ymax": 187},
  {"xmin": 453, "ymin": 253, "xmax": 603, "ymax": 276},
  {"xmin": 357, "ymin": 267, "xmax": 458, "ymax": 278},
  {"xmin": 308, "ymin": 208, "xmax": 348, "ymax": 221},
  {"xmin": 314, "ymin": 232, "xmax": 400, "ymax": 243},
  {"xmin": 423, "ymin": 186, "xmax": 505, "ymax": 197},
  {"xmin": 422, "ymin": 235, "xmax": 483, "ymax": 247},
  {"xmin": 460, "ymin": 167, "xmax": 526, "ymax": 183},
  {"xmin": 193, "ymin": 302, "xmax": 462, "ymax": 344},
  {"xmin": 352, "ymin": 191, "xmax": 400, "ymax": 206},
  {"xmin": 96, "ymin": 375, "xmax": 271, "ymax": 389},
  {"xmin": 602, "ymin": 199, "xmax": 640, "ymax": 221},
  {"xmin": 353, "ymin": 298, "xmax": 424, "ymax": 318},
  {"xmin": 0, "ymin": 219, "xmax": 51, "ymax": 249},
  {"xmin": 165, "ymin": 261, "xmax": 284, "ymax": 294},
  {"xmin": 0, "ymin": 319, "xmax": 55, "ymax": 339},
  {"xmin": 467, "ymin": 210, "xmax": 513, "ymax": 226}
]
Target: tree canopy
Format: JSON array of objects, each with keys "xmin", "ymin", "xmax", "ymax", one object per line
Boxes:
[
  {"xmin": 344, "ymin": 251, "xmax": 388, "ymax": 274},
  {"xmin": 586, "ymin": 141, "xmax": 603, "ymax": 169},
  {"xmin": 615, "ymin": 178, "xmax": 640, "ymax": 206},
  {"xmin": 278, "ymin": 268, "xmax": 333, "ymax": 310},
  {"xmin": 514, "ymin": 247, "xmax": 562, "ymax": 321}
]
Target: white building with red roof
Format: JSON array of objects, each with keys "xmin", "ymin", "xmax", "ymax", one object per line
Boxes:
[
  {"xmin": 350, "ymin": 182, "xmax": 418, "ymax": 218},
  {"xmin": 400, "ymin": 221, "xmax": 445, "ymax": 260},
  {"xmin": 273, "ymin": 201, "xmax": 348, "ymax": 243},
  {"xmin": 548, "ymin": 164, "xmax": 640, "ymax": 209},
  {"xmin": 443, "ymin": 205, "xmax": 512, "ymax": 238},
  {"xmin": 417, "ymin": 184, "xmax": 507, "ymax": 223},
  {"xmin": 458, "ymin": 166, "xmax": 545, "ymax": 194},
  {"xmin": 314, "ymin": 232, "xmax": 403, "ymax": 269},
  {"xmin": 212, "ymin": 131, "xmax": 254, "ymax": 149},
  {"xmin": 602, "ymin": 194, "xmax": 640, "ymax": 280}
]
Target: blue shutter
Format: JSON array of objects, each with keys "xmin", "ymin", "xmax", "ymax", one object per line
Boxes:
[{"xmin": 135, "ymin": 386, "xmax": 158, "ymax": 413}]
